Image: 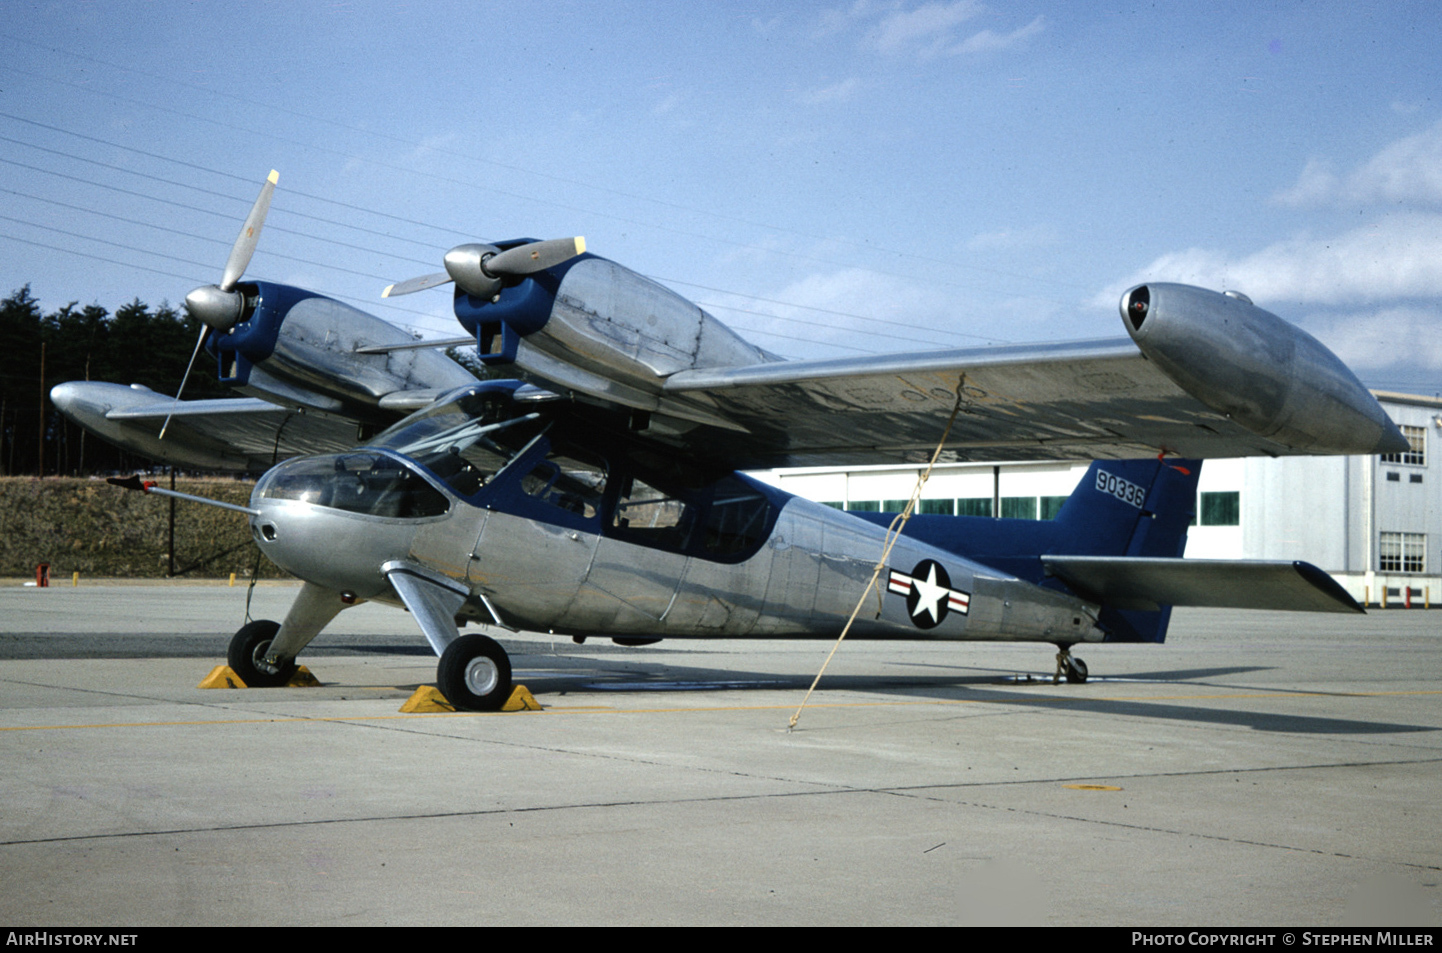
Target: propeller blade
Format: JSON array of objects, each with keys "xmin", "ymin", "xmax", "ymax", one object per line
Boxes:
[
  {"xmin": 484, "ymin": 237, "xmax": 585, "ymax": 276},
  {"xmin": 220, "ymin": 170, "xmax": 279, "ymax": 292},
  {"xmin": 159, "ymin": 324, "xmax": 211, "ymax": 439},
  {"xmin": 382, "ymin": 272, "xmax": 453, "ymax": 298}
]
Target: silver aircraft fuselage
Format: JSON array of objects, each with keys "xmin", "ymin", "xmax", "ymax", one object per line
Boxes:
[
  {"xmin": 256, "ymin": 487, "xmax": 1096, "ymax": 644},
  {"xmin": 247, "ymin": 389, "xmax": 1100, "ymax": 650}
]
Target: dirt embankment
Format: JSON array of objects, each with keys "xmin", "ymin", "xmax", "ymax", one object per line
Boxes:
[{"xmin": 0, "ymin": 476, "xmax": 288, "ymax": 579}]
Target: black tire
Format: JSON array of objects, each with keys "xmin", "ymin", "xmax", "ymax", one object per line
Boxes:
[
  {"xmin": 1065, "ymin": 656, "xmax": 1089, "ymax": 684},
  {"xmin": 227, "ymin": 620, "xmax": 297, "ymax": 688},
  {"xmin": 437, "ymin": 634, "xmax": 513, "ymax": 711}
]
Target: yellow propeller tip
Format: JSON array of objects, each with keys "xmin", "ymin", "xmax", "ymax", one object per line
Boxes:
[
  {"xmin": 381, "ymin": 284, "xmax": 395, "ymax": 298},
  {"xmin": 267, "ymin": 170, "xmax": 280, "ymax": 184},
  {"xmin": 575, "ymin": 236, "xmax": 586, "ymax": 255}
]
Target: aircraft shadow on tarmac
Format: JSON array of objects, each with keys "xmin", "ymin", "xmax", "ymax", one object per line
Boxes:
[
  {"xmin": 8, "ymin": 633, "xmax": 1430, "ymax": 735},
  {"xmin": 482, "ymin": 646, "xmax": 1434, "ymax": 737}
]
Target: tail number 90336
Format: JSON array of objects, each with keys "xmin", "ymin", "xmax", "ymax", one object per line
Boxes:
[{"xmin": 1096, "ymin": 470, "xmax": 1147, "ymax": 509}]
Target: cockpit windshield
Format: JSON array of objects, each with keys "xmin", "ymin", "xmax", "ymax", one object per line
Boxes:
[
  {"xmin": 364, "ymin": 387, "xmax": 550, "ymax": 499},
  {"xmin": 258, "ymin": 452, "xmax": 450, "ymax": 519}
]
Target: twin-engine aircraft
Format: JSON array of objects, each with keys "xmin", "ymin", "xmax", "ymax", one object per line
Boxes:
[{"xmin": 53, "ymin": 172, "xmax": 1406, "ymax": 710}]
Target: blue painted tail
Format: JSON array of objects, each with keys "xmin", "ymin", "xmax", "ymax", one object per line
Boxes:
[{"xmin": 859, "ymin": 458, "xmax": 1202, "ymax": 642}]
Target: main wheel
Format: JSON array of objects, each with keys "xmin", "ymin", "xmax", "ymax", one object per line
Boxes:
[
  {"xmin": 227, "ymin": 620, "xmax": 297, "ymax": 688},
  {"xmin": 1065, "ymin": 656, "xmax": 1089, "ymax": 684},
  {"xmin": 437, "ymin": 634, "xmax": 513, "ymax": 711}
]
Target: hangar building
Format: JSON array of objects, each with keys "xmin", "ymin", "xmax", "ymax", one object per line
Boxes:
[{"xmin": 750, "ymin": 393, "xmax": 1442, "ymax": 608}]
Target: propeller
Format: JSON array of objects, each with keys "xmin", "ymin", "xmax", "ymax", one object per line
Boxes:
[
  {"xmin": 160, "ymin": 170, "xmax": 279, "ymax": 439},
  {"xmin": 383, "ymin": 236, "xmax": 585, "ymax": 300}
]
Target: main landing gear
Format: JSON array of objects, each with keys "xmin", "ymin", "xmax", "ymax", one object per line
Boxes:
[
  {"xmin": 1053, "ymin": 645, "xmax": 1088, "ymax": 685},
  {"xmin": 437, "ymin": 634, "xmax": 513, "ymax": 711}
]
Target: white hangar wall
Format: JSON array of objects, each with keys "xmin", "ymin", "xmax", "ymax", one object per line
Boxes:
[{"xmin": 749, "ymin": 394, "xmax": 1441, "ymax": 608}]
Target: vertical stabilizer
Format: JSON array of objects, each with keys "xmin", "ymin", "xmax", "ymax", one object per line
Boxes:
[
  {"xmin": 1047, "ymin": 458, "xmax": 1201, "ymax": 643},
  {"xmin": 857, "ymin": 457, "xmax": 1202, "ymax": 643}
]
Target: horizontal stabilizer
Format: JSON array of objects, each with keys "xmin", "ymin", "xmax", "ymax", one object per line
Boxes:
[{"xmin": 1042, "ymin": 556, "xmax": 1363, "ymax": 614}]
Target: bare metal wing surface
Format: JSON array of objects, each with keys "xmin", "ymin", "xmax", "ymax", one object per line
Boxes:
[
  {"xmin": 657, "ymin": 338, "xmax": 1312, "ymax": 468},
  {"xmin": 50, "ymin": 382, "xmax": 363, "ymax": 471},
  {"xmin": 433, "ymin": 261, "xmax": 1404, "ymax": 467}
]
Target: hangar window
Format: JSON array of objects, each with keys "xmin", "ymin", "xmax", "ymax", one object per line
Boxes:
[
  {"xmin": 1001, "ymin": 496, "xmax": 1037, "ymax": 520},
  {"xmin": 956, "ymin": 498, "xmax": 992, "ymax": 517},
  {"xmin": 1040, "ymin": 496, "xmax": 1069, "ymax": 520},
  {"xmin": 1199, "ymin": 491, "xmax": 1240, "ymax": 526},
  {"xmin": 1381, "ymin": 426, "xmax": 1425, "ymax": 466},
  {"xmin": 1379, "ymin": 532, "xmax": 1426, "ymax": 573},
  {"xmin": 919, "ymin": 499, "xmax": 955, "ymax": 516}
]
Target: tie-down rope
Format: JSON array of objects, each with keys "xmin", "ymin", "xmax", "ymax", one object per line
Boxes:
[{"xmin": 788, "ymin": 381, "xmax": 968, "ymax": 730}]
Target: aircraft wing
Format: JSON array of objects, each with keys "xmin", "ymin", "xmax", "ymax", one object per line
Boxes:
[
  {"xmin": 1041, "ymin": 556, "xmax": 1364, "ymax": 614},
  {"xmin": 657, "ymin": 338, "xmax": 1401, "ymax": 469},
  {"xmin": 50, "ymin": 382, "xmax": 362, "ymax": 472}
]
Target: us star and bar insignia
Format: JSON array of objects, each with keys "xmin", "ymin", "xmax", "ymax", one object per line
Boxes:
[{"xmin": 887, "ymin": 559, "xmax": 970, "ymax": 629}]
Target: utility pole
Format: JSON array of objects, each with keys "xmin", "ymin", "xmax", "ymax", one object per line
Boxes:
[
  {"xmin": 37, "ymin": 341, "xmax": 45, "ymax": 478},
  {"xmin": 168, "ymin": 467, "xmax": 177, "ymax": 577}
]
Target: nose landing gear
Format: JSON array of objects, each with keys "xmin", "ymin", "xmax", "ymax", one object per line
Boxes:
[{"xmin": 228, "ymin": 620, "xmax": 298, "ymax": 687}]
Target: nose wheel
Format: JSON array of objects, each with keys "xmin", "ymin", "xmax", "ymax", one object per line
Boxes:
[
  {"xmin": 1053, "ymin": 646, "xmax": 1088, "ymax": 685},
  {"xmin": 228, "ymin": 620, "xmax": 298, "ymax": 687},
  {"xmin": 437, "ymin": 634, "xmax": 513, "ymax": 711}
]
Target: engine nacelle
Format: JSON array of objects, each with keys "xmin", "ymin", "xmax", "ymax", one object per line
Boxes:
[
  {"xmin": 453, "ymin": 252, "xmax": 776, "ymax": 408},
  {"xmin": 1120, "ymin": 283, "xmax": 1406, "ymax": 455},
  {"xmin": 213, "ymin": 281, "xmax": 475, "ymax": 420}
]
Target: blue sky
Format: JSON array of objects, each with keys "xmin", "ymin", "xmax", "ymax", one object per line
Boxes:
[{"xmin": 3, "ymin": 1, "xmax": 1441, "ymax": 393}]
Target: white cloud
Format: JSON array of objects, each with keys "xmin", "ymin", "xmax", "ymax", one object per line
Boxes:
[
  {"xmin": 966, "ymin": 223, "xmax": 1057, "ymax": 251},
  {"xmin": 1096, "ymin": 212, "xmax": 1442, "ymax": 309},
  {"xmin": 796, "ymin": 77, "xmax": 862, "ymax": 105},
  {"xmin": 1349, "ymin": 120, "xmax": 1442, "ymax": 206},
  {"xmin": 953, "ymin": 15, "xmax": 1046, "ymax": 54},
  {"xmin": 819, "ymin": 1, "xmax": 1044, "ymax": 59},
  {"xmin": 696, "ymin": 266, "xmax": 1010, "ymax": 358},
  {"xmin": 1273, "ymin": 119, "xmax": 1442, "ymax": 208},
  {"xmin": 1271, "ymin": 158, "xmax": 1339, "ymax": 208},
  {"xmin": 815, "ymin": 0, "xmax": 877, "ymax": 39},
  {"xmin": 652, "ymin": 91, "xmax": 685, "ymax": 116},
  {"xmin": 1307, "ymin": 305, "xmax": 1442, "ymax": 373},
  {"xmin": 871, "ymin": 1, "xmax": 985, "ymax": 57}
]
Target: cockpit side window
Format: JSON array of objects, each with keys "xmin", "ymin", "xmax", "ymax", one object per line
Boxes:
[
  {"xmin": 612, "ymin": 476, "xmax": 696, "ymax": 550},
  {"xmin": 702, "ymin": 475, "xmax": 773, "ymax": 557},
  {"xmin": 522, "ymin": 447, "xmax": 607, "ymax": 519},
  {"xmin": 606, "ymin": 461, "xmax": 778, "ymax": 563}
]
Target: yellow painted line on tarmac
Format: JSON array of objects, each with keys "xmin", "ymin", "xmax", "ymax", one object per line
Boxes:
[{"xmin": 0, "ymin": 687, "xmax": 1439, "ymax": 732}]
